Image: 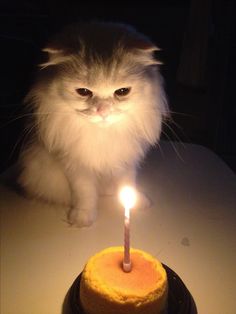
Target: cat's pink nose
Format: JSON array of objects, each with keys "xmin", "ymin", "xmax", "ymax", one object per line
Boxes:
[{"xmin": 96, "ymin": 104, "xmax": 110, "ymax": 117}]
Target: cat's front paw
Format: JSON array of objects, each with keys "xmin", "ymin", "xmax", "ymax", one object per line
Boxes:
[{"xmin": 67, "ymin": 207, "xmax": 97, "ymax": 227}]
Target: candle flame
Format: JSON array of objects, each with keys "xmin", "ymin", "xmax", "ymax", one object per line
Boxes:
[{"xmin": 119, "ymin": 186, "xmax": 137, "ymax": 209}]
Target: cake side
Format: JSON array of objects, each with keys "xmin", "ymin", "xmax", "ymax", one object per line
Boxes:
[{"xmin": 80, "ymin": 247, "xmax": 168, "ymax": 314}]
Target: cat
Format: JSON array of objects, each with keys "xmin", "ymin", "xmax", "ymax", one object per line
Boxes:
[{"xmin": 17, "ymin": 21, "xmax": 169, "ymax": 227}]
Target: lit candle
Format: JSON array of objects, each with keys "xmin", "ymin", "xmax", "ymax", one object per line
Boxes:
[{"xmin": 119, "ymin": 186, "xmax": 137, "ymax": 272}]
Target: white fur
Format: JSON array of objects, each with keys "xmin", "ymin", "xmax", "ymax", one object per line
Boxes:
[{"xmin": 18, "ymin": 23, "xmax": 168, "ymax": 227}]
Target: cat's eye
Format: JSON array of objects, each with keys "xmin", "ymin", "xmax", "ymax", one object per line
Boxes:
[
  {"xmin": 114, "ymin": 87, "xmax": 131, "ymax": 97},
  {"xmin": 76, "ymin": 88, "xmax": 93, "ymax": 97}
]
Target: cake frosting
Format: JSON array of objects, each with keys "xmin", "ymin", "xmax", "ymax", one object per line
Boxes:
[{"xmin": 80, "ymin": 247, "xmax": 168, "ymax": 314}]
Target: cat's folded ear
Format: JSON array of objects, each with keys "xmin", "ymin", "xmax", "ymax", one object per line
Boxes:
[
  {"xmin": 127, "ymin": 37, "xmax": 163, "ymax": 66},
  {"xmin": 39, "ymin": 46, "xmax": 72, "ymax": 69}
]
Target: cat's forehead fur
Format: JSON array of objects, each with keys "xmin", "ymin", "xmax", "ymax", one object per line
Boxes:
[{"xmin": 42, "ymin": 21, "xmax": 160, "ymax": 83}]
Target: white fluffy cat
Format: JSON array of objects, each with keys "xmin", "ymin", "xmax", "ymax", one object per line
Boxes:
[{"xmin": 17, "ymin": 21, "xmax": 169, "ymax": 227}]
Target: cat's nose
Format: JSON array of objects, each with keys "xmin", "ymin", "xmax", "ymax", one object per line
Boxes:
[{"xmin": 96, "ymin": 104, "xmax": 111, "ymax": 117}]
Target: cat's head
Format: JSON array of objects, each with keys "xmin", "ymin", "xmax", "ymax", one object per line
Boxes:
[{"xmin": 35, "ymin": 21, "xmax": 168, "ymax": 125}]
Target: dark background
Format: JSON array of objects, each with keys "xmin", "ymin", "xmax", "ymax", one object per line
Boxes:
[{"xmin": 0, "ymin": 0, "xmax": 235, "ymax": 173}]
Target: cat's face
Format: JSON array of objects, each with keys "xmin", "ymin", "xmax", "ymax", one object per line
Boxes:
[
  {"xmin": 65, "ymin": 78, "xmax": 133, "ymax": 125},
  {"xmin": 35, "ymin": 22, "xmax": 167, "ymax": 126},
  {"xmin": 52, "ymin": 67, "xmax": 156, "ymax": 126}
]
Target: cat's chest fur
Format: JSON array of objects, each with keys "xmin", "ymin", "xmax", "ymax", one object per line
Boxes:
[
  {"xmin": 43, "ymin": 111, "xmax": 145, "ymax": 172},
  {"xmin": 84, "ymin": 128, "xmax": 143, "ymax": 170}
]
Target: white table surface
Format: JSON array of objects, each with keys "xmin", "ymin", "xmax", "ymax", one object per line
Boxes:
[{"xmin": 1, "ymin": 141, "xmax": 236, "ymax": 314}]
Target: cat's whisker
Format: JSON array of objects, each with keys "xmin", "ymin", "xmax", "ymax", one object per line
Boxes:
[
  {"xmin": 165, "ymin": 114, "xmax": 188, "ymax": 136},
  {"xmin": 31, "ymin": 111, "xmax": 77, "ymax": 116},
  {"xmin": 0, "ymin": 111, "xmax": 80, "ymax": 129},
  {"xmin": 162, "ymin": 120, "xmax": 186, "ymax": 148},
  {"xmin": 0, "ymin": 113, "xmax": 29, "ymax": 129},
  {"xmin": 8, "ymin": 121, "xmax": 38, "ymax": 163},
  {"xmin": 167, "ymin": 119, "xmax": 190, "ymax": 143},
  {"xmin": 168, "ymin": 110, "xmax": 194, "ymax": 119},
  {"xmin": 75, "ymin": 108, "xmax": 92, "ymax": 116},
  {"xmin": 154, "ymin": 140, "xmax": 165, "ymax": 159},
  {"xmin": 161, "ymin": 116, "xmax": 188, "ymax": 162},
  {"xmin": 161, "ymin": 129, "xmax": 185, "ymax": 162}
]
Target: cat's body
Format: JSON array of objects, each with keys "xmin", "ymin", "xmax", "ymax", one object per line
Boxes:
[{"xmin": 17, "ymin": 22, "xmax": 169, "ymax": 227}]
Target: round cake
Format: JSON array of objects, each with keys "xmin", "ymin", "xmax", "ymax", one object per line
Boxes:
[{"xmin": 79, "ymin": 247, "xmax": 168, "ymax": 314}]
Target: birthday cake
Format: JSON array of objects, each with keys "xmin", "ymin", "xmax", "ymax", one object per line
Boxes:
[{"xmin": 79, "ymin": 246, "xmax": 168, "ymax": 314}]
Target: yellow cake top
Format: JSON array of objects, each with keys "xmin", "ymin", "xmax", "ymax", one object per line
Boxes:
[{"xmin": 80, "ymin": 246, "xmax": 167, "ymax": 305}]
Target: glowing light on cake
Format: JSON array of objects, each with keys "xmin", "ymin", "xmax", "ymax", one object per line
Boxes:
[{"xmin": 119, "ymin": 186, "xmax": 137, "ymax": 272}]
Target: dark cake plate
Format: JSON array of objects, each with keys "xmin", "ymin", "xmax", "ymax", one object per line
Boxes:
[{"xmin": 62, "ymin": 264, "xmax": 197, "ymax": 314}]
